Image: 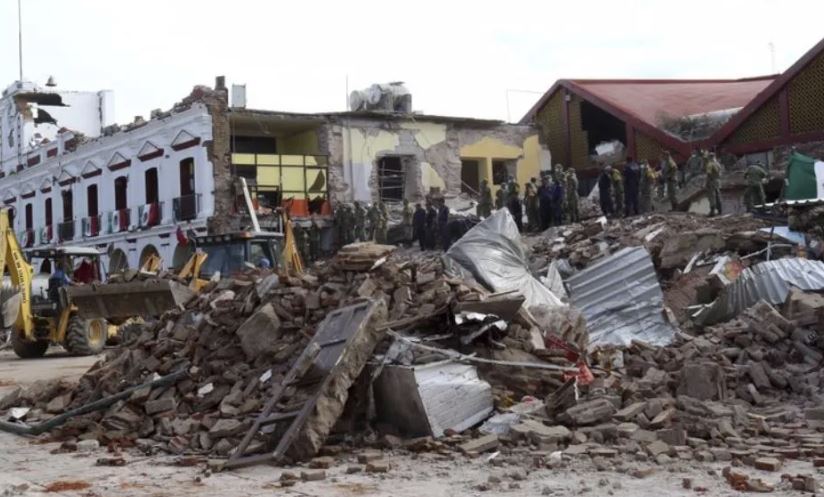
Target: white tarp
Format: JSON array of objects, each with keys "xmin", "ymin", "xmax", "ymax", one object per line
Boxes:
[{"xmin": 444, "ymin": 209, "xmax": 563, "ymax": 309}]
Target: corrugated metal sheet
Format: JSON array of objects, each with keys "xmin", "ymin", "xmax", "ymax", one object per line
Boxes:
[
  {"xmin": 694, "ymin": 257, "xmax": 824, "ymax": 325},
  {"xmin": 566, "ymin": 246, "xmax": 675, "ymax": 349}
]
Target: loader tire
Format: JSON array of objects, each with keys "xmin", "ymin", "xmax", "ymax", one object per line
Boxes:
[
  {"xmin": 64, "ymin": 317, "xmax": 106, "ymax": 356},
  {"xmin": 117, "ymin": 322, "xmax": 147, "ymax": 346},
  {"xmin": 11, "ymin": 332, "xmax": 48, "ymax": 359}
]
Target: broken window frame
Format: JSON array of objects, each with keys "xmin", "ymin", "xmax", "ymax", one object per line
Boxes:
[
  {"xmin": 230, "ymin": 153, "xmax": 329, "ymax": 217},
  {"xmin": 377, "ymin": 155, "xmax": 407, "ymax": 202}
]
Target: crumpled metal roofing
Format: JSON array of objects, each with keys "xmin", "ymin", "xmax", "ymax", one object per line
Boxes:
[
  {"xmin": 566, "ymin": 246, "xmax": 675, "ymax": 349},
  {"xmin": 693, "ymin": 257, "xmax": 824, "ymax": 325}
]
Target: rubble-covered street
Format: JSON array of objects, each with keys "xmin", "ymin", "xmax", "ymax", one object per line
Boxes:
[{"xmin": 4, "ymin": 210, "xmax": 824, "ymax": 496}]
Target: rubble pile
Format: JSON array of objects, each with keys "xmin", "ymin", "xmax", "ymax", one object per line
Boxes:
[
  {"xmin": 529, "ymin": 213, "xmax": 772, "ymax": 272},
  {"xmin": 0, "ymin": 243, "xmax": 569, "ymax": 457},
  {"xmin": 3, "ymin": 210, "xmax": 824, "ymax": 493}
]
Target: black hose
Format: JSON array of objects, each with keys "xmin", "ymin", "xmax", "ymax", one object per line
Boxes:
[{"xmin": 0, "ymin": 367, "xmax": 188, "ymax": 436}]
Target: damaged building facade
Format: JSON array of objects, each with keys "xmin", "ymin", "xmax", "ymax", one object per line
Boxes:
[
  {"xmin": 520, "ymin": 36, "xmax": 824, "ymax": 213},
  {"xmin": 0, "ymin": 77, "xmax": 549, "ymax": 273},
  {"xmin": 231, "ymin": 108, "xmax": 549, "ymax": 208}
]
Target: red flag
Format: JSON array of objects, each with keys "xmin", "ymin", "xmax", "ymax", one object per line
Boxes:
[{"xmin": 176, "ymin": 225, "xmax": 188, "ymax": 246}]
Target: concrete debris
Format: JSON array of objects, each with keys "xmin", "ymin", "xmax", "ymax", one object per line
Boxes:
[{"xmin": 4, "ymin": 209, "xmax": 824, "ymax": 490}]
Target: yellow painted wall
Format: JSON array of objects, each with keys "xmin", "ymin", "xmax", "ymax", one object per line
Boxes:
[
  {"xmin": 400, "ymin": 122, "xmax": 447, "ymax": 149},
  {"xmin": 278, "ymin": 129, "xmax": 320, "ymax": 155},
  {"xmin": 421, "ymin": 162, "xmax": 446, "ymax": 192},
  {"xmin": 459, "ymin": 134, "xmax": 544, "ymax": 196}
]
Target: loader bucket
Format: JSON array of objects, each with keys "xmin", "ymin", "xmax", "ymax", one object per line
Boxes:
[{"xmin": 66, "ymin": 280, "xmax": 196, "ymax": 321}]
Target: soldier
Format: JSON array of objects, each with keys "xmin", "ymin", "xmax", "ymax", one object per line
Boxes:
[
  {"xmin": 478, "ymin": 179, "xmax": 493, "ymax": 218},
  {"xmin": 401, "ymin": 199, "xmax": 414, "ymax": 246},
  {"xmin": 524, "ymin": 180, "xmax": 539, "ymax": 231},
  {"xmin": 639, "ymin": 160, "xmax": 654, "ymax": 213},
  {"xmin": 662, "ymin": 151, "xmax": 678, "ymax": 210},
  {"xmin": 294, "ymin": 225, "xmax": 309, "ymax": 264},
  {"xmin": 705, "ymin": 153, "xmax": 723, "ymax": 217},
  {"xmin": 744, "ymin": 161, "xmax": 769, "ymax": 212},
  {"xmin": 508, "ymin": 182, "xmax": 523, "ymax": 231},
  {"xmin": 333, "ymin": 203, "xmax": 345, "ymax": 249},
  {"xmin": 308, "ymin": 216, "xmax": 321, "ymax": 261},
  {"xmin": 553, "ymin": 163, "xmax": 565, "ymax": 183},
  {"xmin": 565, "ymin": 169, "xmax": 580, "ymax": 223},
  {"xmin": 686, "ymin": 149, "xmax": 704, "ymax": 184},
  {"xmin": 598, "ymin": 166, "xmax": 614, "ymax": 217},
  {"xmin": 425, "ymin": 199, "xmax": 438, "ymax": 250},
  {"xmin": 624, "ymin": 157, "xmax": 640, "ymax": 217},
  {"xmin": 494, "ymin": 188, "xmax": 504, "ymax": 210},
  {"xmin": 550, "ymin": 176, "xmax": 565, "ymax": 226},
  {"xmin": 353, "ymin": 201, "xmax": 366, "ymax": 242},
  {"xmin": 367, "ymin": 203, "xmax": 380, "ymax": 241},
  {"xmin": 610, "ymin": 166, "xmax": 625, "ymax": 217},
  {"xmin": 375, "ymin": 202, "xmax": 388, "ymax": 244},
  {"xmin": 438, "ymin": 198, "xmax": 450, "ymax": 249},
  {"xmin": 538, "ymin": 175, "xmax": 553, "ymax": 230},
  {"xmin": 413, "ymin": 202, "xmax": 426, "ymax": 249}
]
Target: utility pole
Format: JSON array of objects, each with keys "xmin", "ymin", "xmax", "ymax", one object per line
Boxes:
[{"xmin": 18, "ymin": 0, "xmax": 24, "ymax": 80}]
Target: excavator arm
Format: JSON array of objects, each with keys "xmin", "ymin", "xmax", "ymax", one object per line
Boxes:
[{"xmin": 0, "ymin": 209, "xmax": 34, "ymax": 338}]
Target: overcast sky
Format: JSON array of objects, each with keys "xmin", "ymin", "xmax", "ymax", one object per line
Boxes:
[{"xmin": 1, "ymin": 0, "xmax": 822, "ymax": 124}]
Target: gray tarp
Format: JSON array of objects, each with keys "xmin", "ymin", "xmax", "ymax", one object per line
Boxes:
[
  {"xmin": 566, "ymin": 246, "xmax": 675, "ymax": 349},
  {"xmin": 693, "ymin": 257, "xmax": 824, "ymax": 325},
  {"xmin": 444, "ymin": 209, "xmax": 563, "ymax": 309}
]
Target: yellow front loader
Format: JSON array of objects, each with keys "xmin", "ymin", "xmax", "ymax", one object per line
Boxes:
[{"xmin": 0, "ymin": 209, "xmax": 195, "ymax": 358}]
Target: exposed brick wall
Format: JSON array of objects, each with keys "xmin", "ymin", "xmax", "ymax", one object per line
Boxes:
[{"xmin": 197, "ymin": 84, "xmax": 237, "ymax": 234}]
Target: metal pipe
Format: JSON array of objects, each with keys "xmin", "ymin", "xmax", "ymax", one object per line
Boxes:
[{"xmin": 0, "ymin": 367, "xmax": 188, "ymax": 436}]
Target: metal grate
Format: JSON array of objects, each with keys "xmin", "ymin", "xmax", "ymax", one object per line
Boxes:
[
  {"xmin": 727, "ymin": 95, "xmax": 780, "ymax": 145},
  {"xmin": 635, "ymin": 130, "xmax": 665, "ymax": 164},
  {"xmin": 536, "ymin": 92, "xmax": 567, "ymax": 166},
  {"xmin": 567, "ymin": 95, "xmax": 590, "ymax": 168},
  {"xmin": 789, "ymin": 51, "xmax": 824, "ymax": 135}
]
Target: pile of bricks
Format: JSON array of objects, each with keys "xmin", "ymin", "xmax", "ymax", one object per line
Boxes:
[{"xmin": 0, "ymin": 244, "xmax": 564, "ymax": 459}]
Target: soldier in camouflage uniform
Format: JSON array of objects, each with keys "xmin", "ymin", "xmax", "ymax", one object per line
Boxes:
[
  {"xmin": 333, "ymin": 203, "xmax": 345, "ymax": 250},
  {"xmin": 662, "ymin": 151, "xmax": 678, "ymax": 210},
  {"xmin": 367, "ymin": 203, "xmax": 381, "ymax": 241},
  {"xmin": 685, "ymin": 149, "xmax": 704, "ymax": 185},
  {"xmin": 494, "ymin": 188, "xmax": 504, "ymax": 210},
  {"xmin": 638, "ymin": 160, "xmax": 654, "ymax": 213},
  {"xmin": 308, "ymin": 216, "xmax": 321, "ymax": 261},
  {"xmin": 477, "ymin": 179, "xmax": 493, "ymax": 218},
  {"xmin": 744, "ymin": 161, "xmax": 769, "ymax": 212},
  {"xmin": 294, "ymin": 225, "xmax": 310, "ymax": 264},
  {"xmin": 705, "ymin": 153, "xmax": 722, "ymax": 217},
  {"xmin": 565, "ymin": 169, "xmax": 580, "ymax": 223},
  {"xmin": 353, "ymin": 201, "xmax": 366, "ymax": 242},
  {"xmin": 375, "ymin": 202, "xmax": 388, "ymax": 244},
  {"xmin": 610, "ymin": 166, "xmax": 625, "ymax": 217},
  {"xmin": 401, "ymin": 199, "xmax": 414, "ymax": 245},
  {"xmin": 524, "ymin": 180, "xmax": 539, "ymax": 231}
]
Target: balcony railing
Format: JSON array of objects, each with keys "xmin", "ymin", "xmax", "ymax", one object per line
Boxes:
[
  {"xmin": 81, "ymin": 215, "xmax": 102, "ymax": 238},
  {"xmin": 58, "ymin": 220, "xmax": 75, "ymax": 242},
  {"xmin": 173, "ymin": 194, "xmax": 200, "ymax": 222}
]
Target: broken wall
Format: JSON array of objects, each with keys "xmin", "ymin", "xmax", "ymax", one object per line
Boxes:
[{"xmin": 326, "ymin": 116, "xmax": 548, "ymax": 203}]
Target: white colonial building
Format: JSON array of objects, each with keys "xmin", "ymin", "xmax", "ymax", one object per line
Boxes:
[{"xmin": 0, "ymin": 80, "xmax": 215, "ymax": 274}]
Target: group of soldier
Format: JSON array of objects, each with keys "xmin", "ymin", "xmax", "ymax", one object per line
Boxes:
[
  {"xmin": 332, "ymin": 201, "xmax": 391, "ymax": 248},
  {"xmin": 475, "ymin": 164, "xmax": 581, "ymax": 232},
  {"xmin": 319, "ymin": 151, "xmax": 770, "ymax": 258},
  {"xmin": 594, "ymin": 149, "xmax": 757, "ymax": 219},
  {"xmin": 411, "ymin": 197, "xmax": 451, "ymax": 250},
  {"xmin": 293, "ymin": 217, "xmax": 322, "ymax": 264}
]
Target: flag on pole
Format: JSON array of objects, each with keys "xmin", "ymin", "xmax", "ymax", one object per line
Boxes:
[{"xmin": 784, "ymin": 151, "xmax": 824, "ymax": 201}]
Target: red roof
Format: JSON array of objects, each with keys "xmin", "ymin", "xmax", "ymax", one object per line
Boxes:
[
  {"xmin": 712, "ymin": 36, "xmax": 824, "ymax": 149},
  {"xmin": 520, "ymin": 76, "xmax": 777, "ymax": 155},
  {"xmin": 567, "ymin": 78, "xmax": 775, "ymax": 126}
]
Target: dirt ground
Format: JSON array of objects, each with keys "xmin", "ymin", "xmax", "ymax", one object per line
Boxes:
[{"xmin": 0, "ymin": 349, "xmax": 820, "ymax": 497}]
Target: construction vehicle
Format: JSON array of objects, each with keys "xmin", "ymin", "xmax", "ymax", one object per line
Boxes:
[{"xmin": 0, "ymin": 209, "xmax": 195, "ymax": 359}]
